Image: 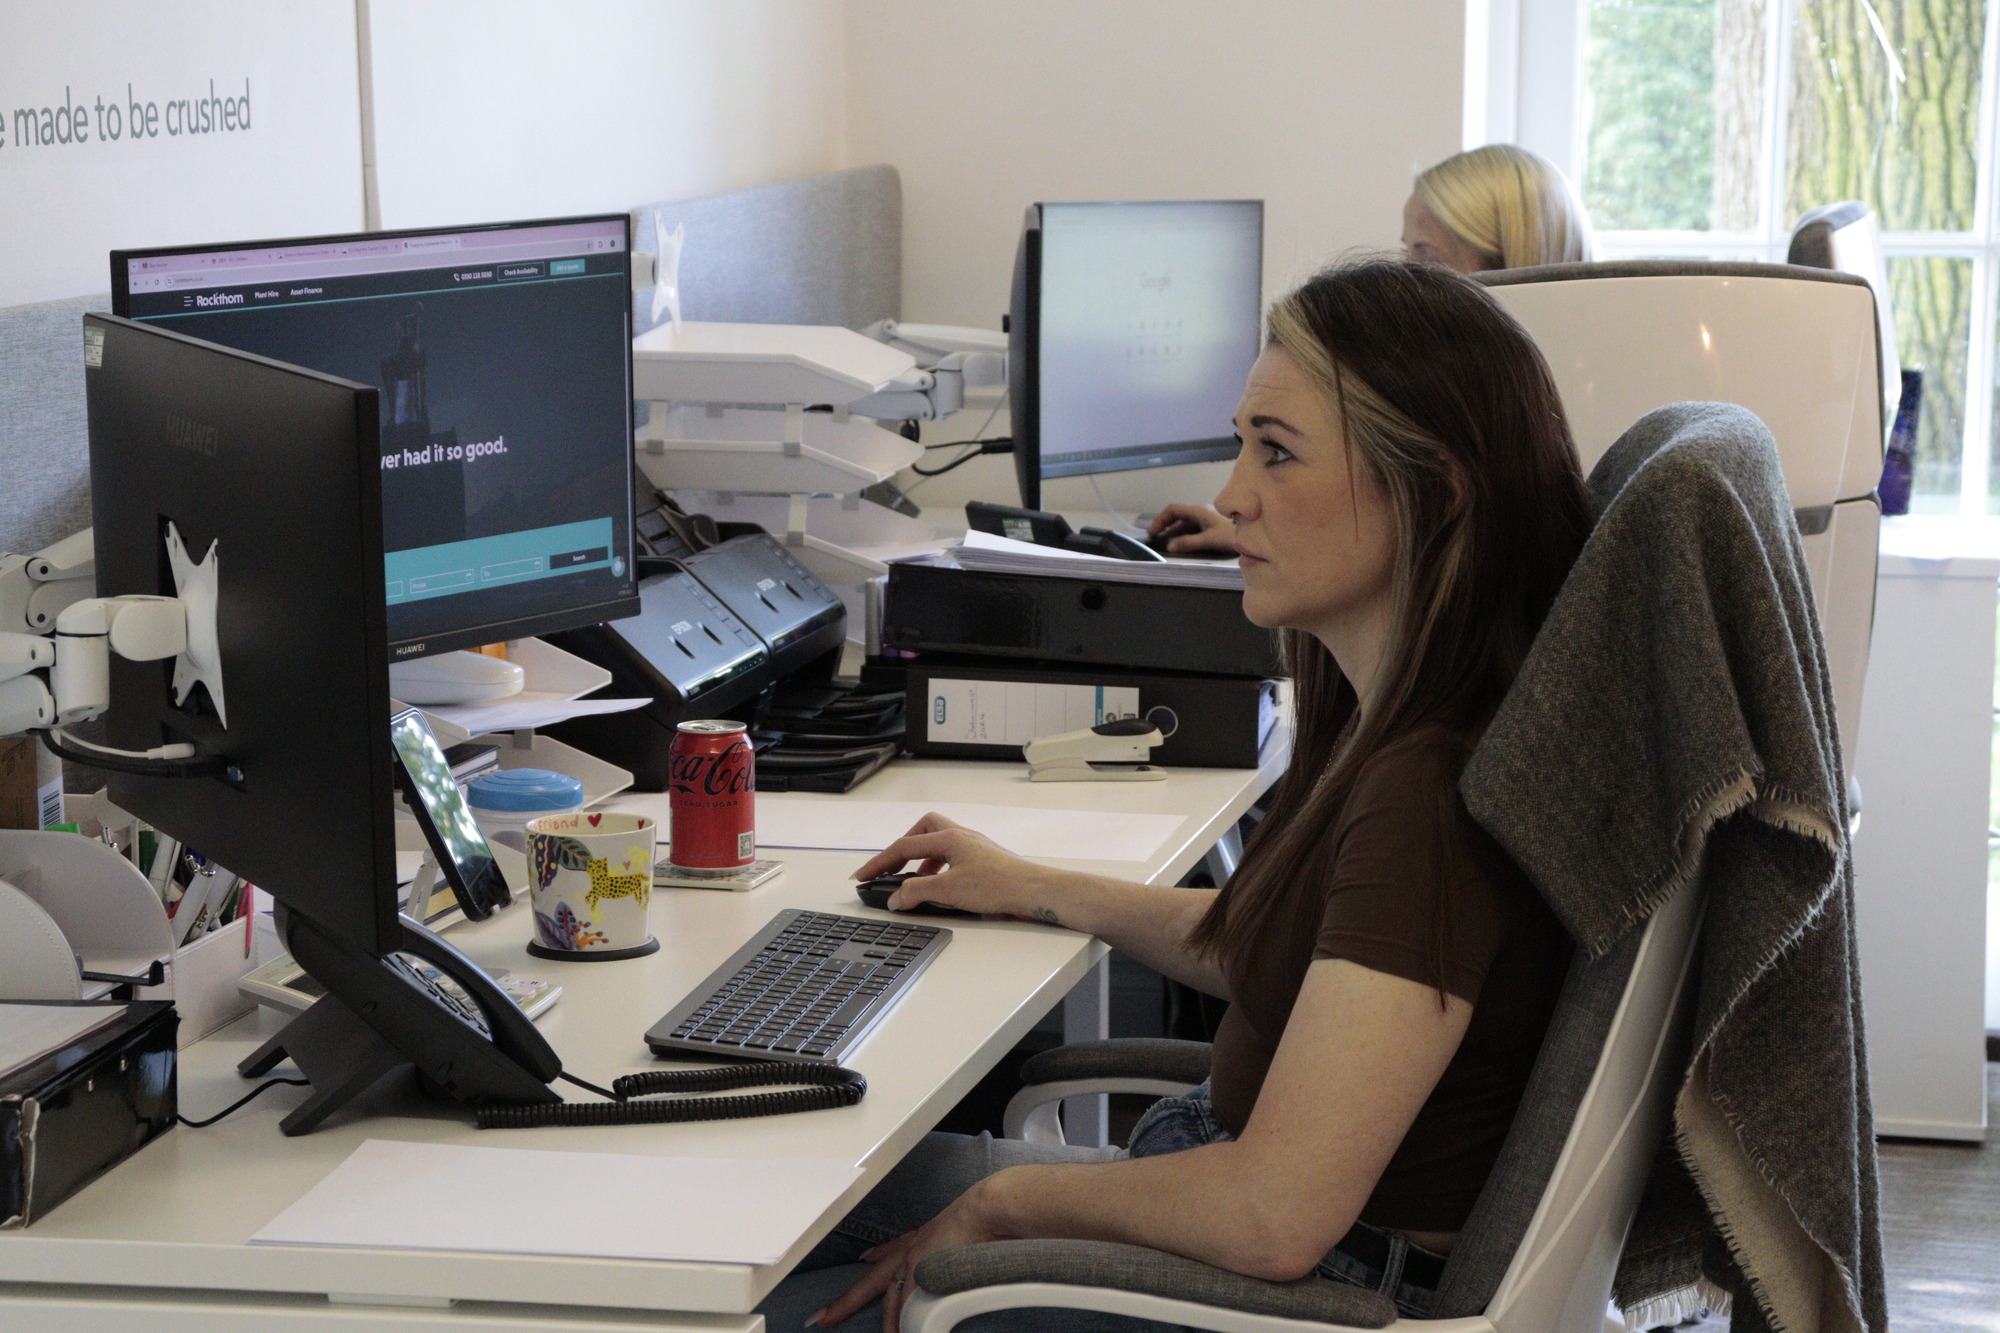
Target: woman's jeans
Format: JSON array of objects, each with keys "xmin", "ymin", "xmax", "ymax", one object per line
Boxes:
[{"xmin": 754, "ymin": 1087, "xmax": 1445, "ymax": 1333}]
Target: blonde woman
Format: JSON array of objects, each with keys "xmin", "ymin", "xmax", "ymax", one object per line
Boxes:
[
  {"xmin": 1401, "ymin": 144, "xmax": 1593, "ymax": 274},
  {"xmin": 1151, "ymin": 145, "xmax": 1594, "ymax": 556}
]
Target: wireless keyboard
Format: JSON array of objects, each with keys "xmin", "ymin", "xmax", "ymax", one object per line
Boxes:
[{"xmin": 645, "ymin": 909, "xmax": 949, "ymax": 1064}]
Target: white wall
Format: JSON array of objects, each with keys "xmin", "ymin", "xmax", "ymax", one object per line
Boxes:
[
  {"xmin": 0, "ymin": 0, "xmax": 364, "ymax": 306},
  {"xmin": 843, "ymin": 0, "xmax": 1465, "ymax": 513},
  {"xmin": 365, "ymin": 0, "xmax": 850, "ymax": 231},
  {"xmin": 0, "ymin": 2, "xmax": 853, "ymax": 305}
]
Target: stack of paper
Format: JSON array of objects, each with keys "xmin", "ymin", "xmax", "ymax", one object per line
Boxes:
[{"xmin": 947, "ymin": 530, "xmax": 1244, "ymax": 591}]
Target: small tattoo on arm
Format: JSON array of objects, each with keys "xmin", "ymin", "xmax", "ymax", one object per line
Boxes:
[{"xmin": 1031, "ymin": 907, "xmax": 1061, "ymax": 926}]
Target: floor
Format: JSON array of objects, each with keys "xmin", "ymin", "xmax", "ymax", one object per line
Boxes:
[{"xmin": 1875, "ymin": 1062, "xmax": 2000, "ymax": 1331}]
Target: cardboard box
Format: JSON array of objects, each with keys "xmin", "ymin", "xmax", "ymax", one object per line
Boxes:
[{"xmin": 0, "ymin": 737, "xmax": 62, "ymax": 831}]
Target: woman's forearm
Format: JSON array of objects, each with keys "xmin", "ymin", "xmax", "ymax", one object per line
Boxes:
[
  {"xmin": 1034, "ymin": 874, "xmax": 1228, "ymax": 997},
  {"xmin": 971, "ymin": 1145, "xmax": 1338, "ymax": 1282}
]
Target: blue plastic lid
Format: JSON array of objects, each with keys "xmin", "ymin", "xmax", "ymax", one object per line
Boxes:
[{"xmin": 467, "ymin": 768, "xmax": 586, "ymax": 813}]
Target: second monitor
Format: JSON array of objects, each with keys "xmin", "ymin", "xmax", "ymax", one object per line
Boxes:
[
  {"xmin": 112, "ymin": 215, "xmax": 641, "ymax": 659},
  {"xmin": 1008, "ymin": 199, "xmax": 1263, "ymax": 510}
]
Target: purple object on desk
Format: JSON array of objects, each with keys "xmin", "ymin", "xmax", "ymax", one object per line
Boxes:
[{"xmin": 1879, "ymin": 367, "xmax": 1921, "ymax": 516}]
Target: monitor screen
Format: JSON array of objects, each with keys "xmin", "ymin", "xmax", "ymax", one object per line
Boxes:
[
  {"xmin": 112, "ymin": 216, "xmax": 639, "ymax": 657},
  {"xmin": 1032, "ymin": 200, "xmax": 1262, "ymax": 483}
]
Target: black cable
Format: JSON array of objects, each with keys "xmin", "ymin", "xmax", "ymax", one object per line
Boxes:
[
  {"xmin": 912, "ymin": 438, "xmax": 1012, "ymax": 478},
  {"xmin": 921, "ymin": 436, "xmax": 1011, "ymax": 451},
  {"xmin": 475, "ymin": 1064, "xmax": 866, "ymax": 1129},
  {"xmin": 178, "ymin": 1077, "xmax": 310, "ymax": 1128},
  {"xmin": 39, "ymin": 728, "xmax": 228, "ymax": 779},
  {"xmin": 911, "ymin": 448, "xmax": 982, "ymax": 478},
  {"xmin": 610, "ymin": 1062, "xmax": 861, "ymax": 1100},
  {"xmin": 557, "ymin": 1070, "xmax": 621, "ymax": 1100}
]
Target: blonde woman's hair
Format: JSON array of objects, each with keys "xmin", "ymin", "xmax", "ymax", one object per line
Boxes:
[{"xmin": 1414, "ymin": 145, "xmax": 1594, "ymax": 269}]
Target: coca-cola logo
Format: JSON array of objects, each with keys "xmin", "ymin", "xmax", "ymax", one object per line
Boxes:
[{"xmin": 669, "ymin": 742, "xmax": 754, "ymax": 797}]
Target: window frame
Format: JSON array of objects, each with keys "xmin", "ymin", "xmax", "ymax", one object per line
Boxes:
[{"xmin": 1478, "ymin": 0, "xmax": 2000, "ymax": 514}]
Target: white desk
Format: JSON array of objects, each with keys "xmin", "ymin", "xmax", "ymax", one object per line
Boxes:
[{"xmin": 0, "ymin": 740, "xmax": 1285, "ymax": 1331}]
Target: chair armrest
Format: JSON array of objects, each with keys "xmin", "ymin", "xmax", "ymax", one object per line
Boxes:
[
  {"xmin": 1019, "ymin": 1038, "xmax": 1213, "ymax": 1087},
  {"xmin": 911, "ymin": 1239, "xmax": 1397, "ymax": 1330},
  {"xmin": 1003, "ymin": 1040, "xmax": 1215, "ymax": 1143}
]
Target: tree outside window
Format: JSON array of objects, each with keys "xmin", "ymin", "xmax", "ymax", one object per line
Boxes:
[{"xmin": 1580, "ymin": 0, "xmax": 1994, "ymax": 513}]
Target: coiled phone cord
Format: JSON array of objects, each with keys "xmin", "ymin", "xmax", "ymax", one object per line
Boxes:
[{"xmin": 474, "ymin": 1063, "xmax": 867, "ymax": 1129}]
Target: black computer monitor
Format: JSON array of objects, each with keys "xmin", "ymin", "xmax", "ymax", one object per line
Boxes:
[
  {"xmin": 85, "ymin": 313, "xmax": 560, "ymax": 1133},
  {"xmin": 87, "ymin": 312, "xmax": 401, "ymax": 958},
  {"xmin": 110, "ymin": 216, "xmax": 641, "ymax": 658},
  {"xmin": 1007, "ymin": 200, "xmax": 1264, "ymax": 510}
]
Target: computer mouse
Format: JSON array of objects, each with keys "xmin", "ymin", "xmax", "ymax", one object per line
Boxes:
[{"xmin": 855, "ymin": 873, "xmax": 978, "ymax": 917}]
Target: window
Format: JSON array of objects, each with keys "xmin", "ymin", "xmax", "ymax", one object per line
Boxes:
[{"xmin": 1566, "ymin": 0, "xmax": 1996, "ymax": 513}]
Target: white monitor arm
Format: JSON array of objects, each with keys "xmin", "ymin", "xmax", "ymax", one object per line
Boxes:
[
  {"xmin": 1, "ymin": 526, "xmax": 96, "ymax": 634},
  {"xmin": 0, "ymin": 522, "xmax": 224, "ymax": 760},
  {"xmin": 852, "ymin": 320, "xmax": 1008, "ymax": 422}
]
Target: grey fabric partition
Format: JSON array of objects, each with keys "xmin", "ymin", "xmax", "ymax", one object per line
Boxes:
[
  {"xmin": 1, "ymin": 293, "xmax": 111, "ymax": 555},
  {"xmin": 631, "ymin": 163, "xmax": 902, "ymax": 334}
]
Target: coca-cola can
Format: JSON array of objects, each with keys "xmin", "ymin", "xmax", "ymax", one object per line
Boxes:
[{"xmin": 668, "ymin": 720, "xmax": 755, "ymax": 872}]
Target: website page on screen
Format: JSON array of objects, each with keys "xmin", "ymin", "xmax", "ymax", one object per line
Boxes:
[
  {"xmin": 121, "ymin": 219, "xmax": 635, "ymax": 646},
  {"xmin": 1038, "ymin": 201, "xmax": 1261, "ymax": 478}
]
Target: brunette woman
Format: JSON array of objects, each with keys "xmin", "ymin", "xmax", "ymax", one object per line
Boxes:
[{"xmin": 760, "ymin": 258, "xmax": 1592, "ymax": 1332}]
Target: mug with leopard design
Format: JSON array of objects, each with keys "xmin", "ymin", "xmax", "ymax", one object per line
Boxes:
[{"xmin": 524, "ymin": 811, "xmax": 659, "ymax": 961}]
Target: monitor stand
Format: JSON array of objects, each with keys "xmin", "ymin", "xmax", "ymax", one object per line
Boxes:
[{"xmin": 237, "ymin": 908, "xmax": 562, "ymax": 1136}]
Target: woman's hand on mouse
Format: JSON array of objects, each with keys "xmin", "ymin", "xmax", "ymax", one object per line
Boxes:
[
  {"xmin": 1146, "ymin": 502, "xmax": 1237, "ymax": 555},
  {"xmin": 853, "ymin": 813, "xmax": 1066, "ymax": 922}
]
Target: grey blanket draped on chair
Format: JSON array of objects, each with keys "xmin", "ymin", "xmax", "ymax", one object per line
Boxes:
[{"xmin": 1460, "ymin": 402, "xmax": 1887, "ymax": 1333}]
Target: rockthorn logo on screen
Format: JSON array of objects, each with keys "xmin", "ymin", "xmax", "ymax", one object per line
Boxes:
[{"xmin": 191, "ymin": 291, "xmax": 244, "ymax": 308}]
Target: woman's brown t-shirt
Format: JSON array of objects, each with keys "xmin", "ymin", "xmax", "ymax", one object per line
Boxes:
[{"xmin": 1205, "ymin": 729, "xmax": 1572, "ymax": 1233}]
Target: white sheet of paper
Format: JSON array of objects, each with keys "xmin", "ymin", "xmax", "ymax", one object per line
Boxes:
[
  {"xmin": 951, "ymin": 530, "xmax": 1243, "ymax": 590},
  {"xmin": 752, "ymin": 799, "xmax": 1184, "ymax": 864},
  {"xmin": 251, "ymin": 1139, "xmax": 862, "ymax": 1266},
  {"xmin": 427, "ymin": 694, "xmax": 649, "ymax": 736}
]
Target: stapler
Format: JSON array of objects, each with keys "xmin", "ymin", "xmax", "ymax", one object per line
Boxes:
[{"xmin": 1023, "ymin": 717, "xmax": 1167, "ymax": 782}]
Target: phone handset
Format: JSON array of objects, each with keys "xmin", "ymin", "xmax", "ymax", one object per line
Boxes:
[{"xmin": 391, "ymin": 913, "xmax": 562, "ymax": 1082}]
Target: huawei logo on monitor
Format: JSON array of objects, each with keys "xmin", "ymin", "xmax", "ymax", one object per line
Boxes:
[{"xmin": 164, "ymin": 412, "xmax": 218, "ymax": 458}]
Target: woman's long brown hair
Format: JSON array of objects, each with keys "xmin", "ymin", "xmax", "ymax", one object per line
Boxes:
[{"xmin": 1188, "ymin": 258, "xmax": 1591, "ymax": 974}]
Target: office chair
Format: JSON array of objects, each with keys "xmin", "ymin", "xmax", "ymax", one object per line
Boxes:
[
  {"xmin": 1787, "ymin": 201, "xmax": 1902, "ymax": 427},
  {"xmin": 1477, "ymin": 261, "xmax": 1883, "ymax": 779},
  {"xmin": 909, "ymin": 877, "xmax": 1702, "ymax": 1333}
]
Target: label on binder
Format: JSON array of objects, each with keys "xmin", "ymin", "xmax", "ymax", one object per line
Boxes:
[{"xmin": 925, "ymin": 678, "xmax": 1140, "ymax": 747}]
